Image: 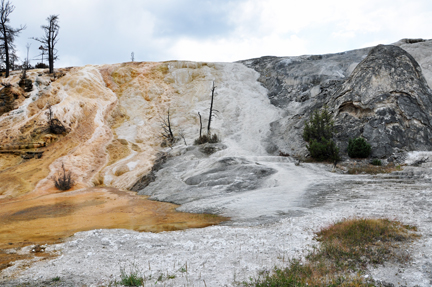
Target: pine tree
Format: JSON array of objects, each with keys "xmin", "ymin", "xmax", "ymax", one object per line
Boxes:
[{"xmin": 303, "ymin": 106, "xmax": 339, "ymax": 161}]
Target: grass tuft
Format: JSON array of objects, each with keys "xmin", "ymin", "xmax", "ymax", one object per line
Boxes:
[
  {"xmin": 118, "ymin": 266, "xmax": 144, "ymax": 286},
  {"xmin": 316, "ymin": 218, "xmax": 410, "ymax": 246},
  {"xmin": 347, "ymin": 164, "xmax": 397, "ymax": 174},
  {"xmin": 242, "ymin": 218, "xmax": 419, "ymax": 287},
  {"xmin": 313, "ymin": 218, "xmax": 416, "ymax": 270},
  {"xmin": 110, "ymin": 263, "xmax": 178, "ymax": 286}
]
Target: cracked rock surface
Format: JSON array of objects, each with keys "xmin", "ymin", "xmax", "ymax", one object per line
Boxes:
[{"xmin": 243, "ymin": 40, "xmax": 432, "ymax": 159}]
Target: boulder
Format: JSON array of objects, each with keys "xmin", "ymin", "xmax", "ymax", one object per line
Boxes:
[{"xmin": 329, "ymin": 45, "xmax": 432, "ymax": 158}]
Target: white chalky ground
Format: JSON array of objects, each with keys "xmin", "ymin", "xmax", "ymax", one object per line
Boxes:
[{"xmin": 2, "ymin": 157, "xmax": 432, "ymax": 286}]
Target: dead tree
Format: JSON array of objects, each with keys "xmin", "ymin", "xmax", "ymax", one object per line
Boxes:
[
  {"xmin": 46, "ymin": 103, "xmax": 66, "ymax": 134},
  {"xmin": 194, "ymin": 82, "xmax": 220, "ymax": 145},
  {"xmin": 178, "ymin": 129, "xmax": 187, "ymax": 145},
  {"xmin": 198, "ymin": 112, "xmax": 202, "ymax": 138},
  {"xmin": 32, "ymin": 15, "xmax": 59, "ymax": 74},
  {"xmin": 46, "ymin": 102, "xmax": 53, "ymax": 121},
  {"xmin": 53, "ymin": 162, "xmax": 74, "ymax": 191},
  {"xmin": 18, "ymin": 43, "xmax": 31, "ymax": 90},
  {"xmin": 0, "ymin": 0, "xmax": 25, "ymax": 77},
  {"xmin": 207, "ymin": 81, "xmax": 216, "ymax": 135},
  {"xmin": 160, "ymin": 109, "xmax": 176, "ymax": 147}
]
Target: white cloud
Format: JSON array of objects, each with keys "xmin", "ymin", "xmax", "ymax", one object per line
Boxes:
[
  {"xmin": 168, "ymin": 34, "xmax": 307, "ymax": 62},
  {"xmin": 224, "ymin": 0, "xmax": 432, "ymax": 57},
  {"xmin": 5, "ymin": 0, "xmax": 432, "ymax": 66}
]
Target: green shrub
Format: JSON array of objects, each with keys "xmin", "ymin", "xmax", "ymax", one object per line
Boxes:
[
  {"xmin": 303, "ymin": 107, "xmax": 340, "ymax": 161},
  {"xmin": 348, "ymin": 137, "xmax": 371, "ymax": 158},
  {"xmin": 307, "ymin": 138, "xmax": 339, "ymax": 162},
  {"xmin": 371, "ymin": 159, "xmax": 382, "ymax": 166}
]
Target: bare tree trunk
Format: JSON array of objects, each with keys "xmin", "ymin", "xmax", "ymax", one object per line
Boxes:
[
  {"xmin": 3, "ymin": 30, "xmax": 8, "ymax": 77},
  {"xmin": 160, "ymin": 109, "xmax": 175, "ymax": 146},
  {"xmin": 207, "ymin": 81, "xmax": 215, "ymax": 135},
  {"xmin": 167, "ymin": 109, "xmax": 174, "ymax": 140},
  {"xmin": 198, "ymin": 112, "xmax": 202, "ymax": 139},
  {"xmin": 48, "ymin": 40, "xmax": 53, "ymax": 73},
  {"xmin": 33, "ymin": 15, "xmax": 58, "ymax": 74}
]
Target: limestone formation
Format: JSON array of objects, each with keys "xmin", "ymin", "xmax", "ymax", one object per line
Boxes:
[
  {"xmin": 242, "ymin": 40, "xmax": 432, "ymax": 159},
  {"xmin": 330, "ymin": 45, "xmax": 432, "ymax": 158},
  {"xmin": 240, "ymin": 46, "xmax": 371, "ymax": 158}
]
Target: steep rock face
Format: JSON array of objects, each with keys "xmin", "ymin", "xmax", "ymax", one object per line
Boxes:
[
  {"xmin": 330, "ymin": 45, "xmax": 432, "ymax": 158},
  {"xmin": 243, "ymin": 40, "xmax": 432, "ymax": 159},
  {"xmin": 241, "ymin": 48, "xmax": 370, "ymax": 110},
  {"xmin": 240, "ymin": 47, "xmax": 371, "ymax": 157}
]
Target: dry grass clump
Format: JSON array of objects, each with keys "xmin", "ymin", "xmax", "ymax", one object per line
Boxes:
[
  {"xmin": 242, "ymin": 218, "xmax": 419, "ymax": 287},
  {"xmin": 314, "ymin": 218, "xmax": 417, "ymax": 269},
  {"xmin": 347, "ymin": 165, "xmax": 401, "ymax": 175}
]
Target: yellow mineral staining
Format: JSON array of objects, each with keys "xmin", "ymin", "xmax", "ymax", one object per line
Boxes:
[
  {"xmin": 0, "ymin": 187, "xmax": 226, "ymax": 249},
  {"xmin": 105, "ymin": 138, "xmax": 131, "ymax": 167},
  {"xmin": 0, "ymin": 187, "xmax": 227, "ymax": 271},
  {"xmin": 97, "ymin": 62, "xmax": 177, "ymax": 190},
  {"xmin": 114, "ymin": 164, "xmax": 130, "ymax": 176},
  {"xmin": 0, "ymin": 61, "xmax": 228, "ymax": 272},
  {"xmin": 107, "ymin": 104, "xmax": 129, "ymax": 130}
]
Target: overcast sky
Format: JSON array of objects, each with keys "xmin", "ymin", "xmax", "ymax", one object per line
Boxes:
[{"xmin": 8, "ymin": 0, "xmax": 432, "ymax": 67}]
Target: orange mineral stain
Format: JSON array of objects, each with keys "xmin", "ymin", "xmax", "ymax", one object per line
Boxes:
[
  {"xmin": 0, "ymin": 187, "xmax": 227, "ymax": 271},
  {"xmin": 0, "ymin": 63, "xmax": 229, "ymax": 273}
]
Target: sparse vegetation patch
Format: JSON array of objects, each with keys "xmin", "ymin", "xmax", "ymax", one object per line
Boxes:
[
  {"xmin": 51, "ymin": 276, "xmax": 60, "ymax": 282},
  {"xmin": 110, "ymin": 263, "xmax": 178, "ymax": 286},
  {"xmin": 346, "ymin": 164, "xmax": 397, "ymax": 175},
  {"xmin": 194, "ymin": 133, "xmax": 219, "ymax": 145},
  {"xmin": 118, "ymin": 266, "xmax": 144, "ymax": 286},
  {"xmin": 242, "ymin": 218, "xmax": 419, "ymax": 287}
]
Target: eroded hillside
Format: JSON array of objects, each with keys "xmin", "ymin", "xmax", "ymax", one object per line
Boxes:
[
  {"xmin": 0, "ymin": 62, "xmax": 252, "ymax": 263},
  {"xmin": 0, "ymin": 61, "xmax": 259, "ymax": 198}
]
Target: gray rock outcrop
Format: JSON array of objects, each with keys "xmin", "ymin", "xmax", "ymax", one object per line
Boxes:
[
  {"xmin": 138, "ymin": 147, "xmax": 277, "ymax": 207},
  {"xmin": 242, "ymin": 41, "xmax": 432, "ymax": 158},
  {"xmin": 330, "ymin": 45, "xmax": 432, "ymax": 158},
  {"xmin": 241, "ymin": 47, "xmax": 371, "ymax": 157}
]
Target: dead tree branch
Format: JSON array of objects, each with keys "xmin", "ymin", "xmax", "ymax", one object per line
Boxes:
[
  {"xmin": 207, "ymin": 81, "xmax": 216, "ymax": 135},
  {"xmin": 160, "ymin": 109, "xmax": 176, "ymax": 147}
]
